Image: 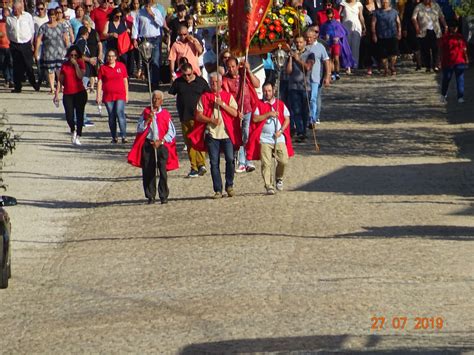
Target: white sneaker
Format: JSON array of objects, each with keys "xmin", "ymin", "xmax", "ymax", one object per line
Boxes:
[
  {"xmin": 276, "ymin": 179, "xmax": 284, "ymax": 191},
  {"xmin": 74, "ymin": 136, "xmax": 82, "ymax": 146},
  {"xmin": 266, "ymin": 186, "xmax": 275, "ymax": 195},
  {"xmin": 458, "ymin": 97, "xmax": 464, "ymax": 104},
  {"xmin": 439, "ymin": 95, "xmax": 447, "ymax": 103},
  {"xmin": 71, "ymin": 131, "xmax": 77, "ymax": 144},
  {"xmin": 235, "ymin": 165, "xmax": 246, "ymax": 173}
]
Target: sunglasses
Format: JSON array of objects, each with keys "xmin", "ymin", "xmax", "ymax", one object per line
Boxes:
[
  {"xmin": 85, "ymin": 4, "xmax": 93, "ymax": 6},
  {"xmin": 70, "ymin": 53, "xmax": 78, "ymax": 57},
  {"xmin": 37, "ymin": 7, "xmax": 45, "ymax": 10}
]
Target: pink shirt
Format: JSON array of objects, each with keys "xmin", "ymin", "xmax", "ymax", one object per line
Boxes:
[{"xmin": 168, "ymin": 40, "xmax": 201, "ymax": 76}]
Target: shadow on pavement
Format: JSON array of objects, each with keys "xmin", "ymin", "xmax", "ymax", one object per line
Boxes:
[
  {"xmin": 180, "ymin": 334, "xmax": 471, "ymax": 354},
  {"xmin": 335, "ymin": 225, "xmax": 474, "ymax": 241},
  {"xmin": 294, "ymin": 162, "xmax": 474, "ymax": 197}
]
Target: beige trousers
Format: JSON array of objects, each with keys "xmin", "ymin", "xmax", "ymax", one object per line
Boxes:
[{"xmin": 260, "ymin": 142, "xmax": 289, "ymax": 188}]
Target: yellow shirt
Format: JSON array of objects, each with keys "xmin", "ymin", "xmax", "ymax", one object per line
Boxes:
[{"xmin": 196, "ymin": 94, "xmax": 238, "ymax": 140}]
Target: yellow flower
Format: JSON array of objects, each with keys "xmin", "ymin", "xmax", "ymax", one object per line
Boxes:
[
  {"xmin": 288, "ymin": 17, "xmax": 294, "ymax": 24},
  {"xmin": 280, "ymin": 9, "xmax": 287, "ymax": 15}
]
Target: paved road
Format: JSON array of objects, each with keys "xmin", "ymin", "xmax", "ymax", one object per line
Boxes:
[{"xmin": 1, "ymin": 66, "xmax": 473, "ymax": 353}]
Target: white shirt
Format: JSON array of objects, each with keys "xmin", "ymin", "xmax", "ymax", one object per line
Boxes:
[
  {"xmin": 33, "ymin": 15, "xmax": 49, "ymax": 35},
  {"xmin": 6, "ymin": 12, "xmax": 35, "ymax": 43},
  {"xmin": 64, "ymin": 7, "xmax": 76, "ymax": 20}
]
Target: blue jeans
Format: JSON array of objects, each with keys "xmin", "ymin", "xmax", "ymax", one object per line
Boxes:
[
  {"xmin": 105, "ymin": 100, "xmax": 127, "ymax": 139},
  {"xmin": 0, "ymin": 48, "xmax": 13, "ymax": 83},
  {"xmin": 289, "ymin": 89, "xmax": 310, "ymax": 135},
  {"xmin": 146, "ymin": 36, "xmax": 162, "ymax": 85},
  {"xmin": 238, "ymin": 112, "xmax": 251, "ymax": 167},
  {"xmin": 206, "ymin": 134, "xmax": 234, "ymax": 193},
  {"xmin": 309, "ymin": 82, "xmax": 322, "ymax": 123},
  {"xmin": 441, "ymin": 64, "xmax": 465, "ymax": 99}
]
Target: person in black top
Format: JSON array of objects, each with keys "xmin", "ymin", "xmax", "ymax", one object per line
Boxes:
[
  {"xmin": 402, "ymin": 0, "xmax": 422, "ymax": 70},
  {"xmin": 168, "ymin": 62, "xmax": 211, "ymax": 178},
  {"xmin": 83, "ymin": 16, "xmax": 102, "ymax": 92},
  {"xmin": 103, "ymin": 8, "xmax": 128, "ymax": 63},
  {"xmin": 168, "ymin": 4, "xmax": 187, "ymax": 45}
]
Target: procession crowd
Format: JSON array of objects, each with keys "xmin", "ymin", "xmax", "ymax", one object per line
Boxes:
[{"xmin": 0, "ymin": 0, "xmax": 470, "ymax": 202}]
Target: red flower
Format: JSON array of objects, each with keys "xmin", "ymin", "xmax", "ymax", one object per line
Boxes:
[
  {"xmin": 269, "ymin": 24, "xmax": 275, "ymax": 31},
  {"xmin": 274, "ymin": 19, "xmax": 281, "ymax": 26},
  {"xmin": 275, "ymin": 26, "xmax": 283, "ymax": 33},
  {"xmin": 264, "ymin": 17, "xmax": 271, "ymax": 24},
  {"xmin": 259, "ymin": 33, "xmax": 266, "ymax": 40},
  {"xmin": 259, "ymin": 27, "xmax": 266, "ymax": 33},
  {"xmin": 268, "ymin": 32, "xmax": 276, "ymax": 40}
]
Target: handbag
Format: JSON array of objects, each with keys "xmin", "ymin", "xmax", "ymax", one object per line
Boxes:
[{"xmin": 117, "ymin": 31, "xmax": 133, "ymax": 56}]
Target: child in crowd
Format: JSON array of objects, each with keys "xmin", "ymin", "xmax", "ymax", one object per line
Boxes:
[{"xmin": 439, "ymin": 19, "xmax": 469, "ymax": 103}]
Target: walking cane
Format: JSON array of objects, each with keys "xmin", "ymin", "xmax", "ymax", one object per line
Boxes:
[{"xmin": 138, "ymin": 40, "xmax": 160, "ymax": 179}]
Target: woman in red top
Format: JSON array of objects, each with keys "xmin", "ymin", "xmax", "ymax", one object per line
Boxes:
[
  {"xmin": 54, "ymin": 45, "xmax": 88, "ymax": 146},
  {"xmin": 440, "ymin": 20, "xmax": 469, "ymax": 104},
  {"xmin": 0, "ymin": 7, "xmax": 13, "ymax": 88},
  {"xmin": 96, "ymin": 48, "xmax": 129, "ymax": 143}
]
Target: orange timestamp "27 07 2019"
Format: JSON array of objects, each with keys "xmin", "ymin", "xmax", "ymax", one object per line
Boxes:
[{"xmin": 371, "ymin": 316, "xmax": 445, "ymax": 331}]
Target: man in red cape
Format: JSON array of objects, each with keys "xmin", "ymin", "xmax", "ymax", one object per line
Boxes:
[
  {"xmin": 127, "ymin": 90, "xmax": 179, "ymax": 204},
  {"xmin": 246, "ymin": 82, "xmax": 294, "ymax": 195},
  {"xmin": 222, "ymin": 57, "xmax": 260, "ymax": 173},
  {"xmin": 188, "ymin": 72, "xmax": 241, "ymax": 199}
]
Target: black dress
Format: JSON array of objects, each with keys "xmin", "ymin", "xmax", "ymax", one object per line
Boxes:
[
  {"xmin": 360, "ymin": 3, "xmax": 378, "ymax": 67},
  {"xmin": 106, "ymin": 20, "xmax": 127, "ymax": 51}
]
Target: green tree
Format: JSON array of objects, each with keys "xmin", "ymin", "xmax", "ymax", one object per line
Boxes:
[
  {"xmin": 452, "ymin": 0, "xmax": 474, "ymax": 16},
  {"xmin": 0, "ymin": 110, "xmax": 19, "ymax": 190}
]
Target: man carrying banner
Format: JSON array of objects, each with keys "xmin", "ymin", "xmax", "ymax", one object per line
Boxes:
[
  {"xmin": 222, "ymin": 57, "xmax": 260, "ymax": 173},
  {"xmin": 246, "ymin": 81, "xmax": 294, "ymax": 195},
  {"xmin": 189, "ymin": 72, "xmax": 242, "ymax": 199}
]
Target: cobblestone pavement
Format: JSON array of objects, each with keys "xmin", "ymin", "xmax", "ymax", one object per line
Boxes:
[{"xmin": 0, "ymin": 65, "xmax": 473, "ymax": 353}]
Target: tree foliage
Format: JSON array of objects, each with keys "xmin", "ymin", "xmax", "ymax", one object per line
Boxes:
[
  {"xmin": 452, "ymin": 0, "xmax": 474, "ymax": 16},
  {"xmin": 0, "ymin": 110, "xmax": 19, "ymax": 190}
]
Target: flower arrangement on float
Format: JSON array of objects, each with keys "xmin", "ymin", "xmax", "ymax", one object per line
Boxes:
[
  {"xmin": 251, "ymin": 5, "xmax": 306, "ymax": 46},
  {"xmin": 195, "ymin": 0, "xmax": 228, "ymax": 27}
]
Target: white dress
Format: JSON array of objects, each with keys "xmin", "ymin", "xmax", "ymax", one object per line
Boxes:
[{"xmin": 341, "ymin": 1, "xmax": 364, "ymax": 34}]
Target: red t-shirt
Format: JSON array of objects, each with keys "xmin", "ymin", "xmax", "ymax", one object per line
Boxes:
[
  {"xmin": 60, "ymin": 59, "xmax": 86, "ymax": 95},
  {"xmin": 0, "ymin": 22, "xmax": 10, "ymax": 49},
  {"xmin": 91, "ymin": 6, "xmax": 113, "ymax": 41},
  {"xmin": 316, "ymin": 8, "xmax": 341, "ymax": 26},
  {"xmin": 98, "ymin": 61, "xmax": 128, "ymax": 102},
  {"xmin": 440, "ymin": 33, "xmax": 467, "ymax": 68}
]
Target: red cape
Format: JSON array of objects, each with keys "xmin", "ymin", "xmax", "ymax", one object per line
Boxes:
[
  {"xmin": 127, "ymin": 107, "xmax": 179, "ymax": 171},
  {"xmin": 246, "ymin": 99, "xmax": 294, "ymax": 161},
  {"xmin": 188, "ymin": 90, "xmax": 242, "ymax": 152}
]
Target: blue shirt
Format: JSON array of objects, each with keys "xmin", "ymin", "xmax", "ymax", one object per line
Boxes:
[
  {"xmin": 254, "ymin": 99, "xmax": 289, "ymax": 145},
  {"xmin": 374, "ymin": 8, "xmax": 399, "ymax": 39},
  {"xmin": 132, "ymin": 6, "xmax": 164, "ymax": 39},
  {"xmin": 137, "ymin": 108, "xmax": 176, "ymax": 142},
  {"xmin": 306, "ymin": 41, "xmax": 329, "ymax": 84}
]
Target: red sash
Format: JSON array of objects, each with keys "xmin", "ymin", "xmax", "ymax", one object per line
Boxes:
[
  {"xmin": 188, "ymin": 90, "xmax": 242, "ymax": 152},
  {"xmin": 127, "ymin": 107, "xmax": 179, "ymax": 171},
  {"xmin": 246, "ymin": 99, "xmax": 294, "ymax": 161}
]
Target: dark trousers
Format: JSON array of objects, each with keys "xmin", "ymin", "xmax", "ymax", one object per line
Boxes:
[
  {"xmin": 0, "ymin": 47, "xmax": 13, "ymax": 83},
  {"xmin": 441, "ymin": 64, "xmax": 465, "ymax": 98},
  {"xmin": 10, "ymin": 41, "xmax": 37, "ymax": 91},
  {"xmin": 141, "ymin": 141, "xmax": 169, "ymax": 201},
  {"xmin": 205, "ymin": 134, "xmax": 234, "ymax": 193},
  {"xmin": 63, "ymin": 90, "xmax": 88, "ymax": 136},
  {"xmin": 420, "ymin": 30, "xmax": 438, "ymax": 69},
  {"xmin": 289, "ymin": 89, "xmax": 310, "ymax": 136}
]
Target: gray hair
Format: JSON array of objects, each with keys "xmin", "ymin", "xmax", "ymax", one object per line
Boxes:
[
  {"xmin": 152, "ymin": 90, "xmax": 164, "ymax": 100},
  {"xmin": 209, "ymin": 72, "xmax": 222, "ymax": 81}
]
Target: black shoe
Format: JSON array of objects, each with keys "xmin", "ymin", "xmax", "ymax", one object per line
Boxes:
[
  {"xmin": 160, "ymin": 199, "xmax": 168, "ymax": 204},
  {"xmin": 111, "ymin": 138, "xmax": 118, "ymax": 143},
  {"xmin": 147, "ymin": 198, "xmax": 155, "ymax": 204},
  {"xmin": 34, "ymin": 83, "xmax": 40, "ymax": 91},
  {"xmin": 11, "ymin": 88, "xmax": 21, "ymax": 93}
]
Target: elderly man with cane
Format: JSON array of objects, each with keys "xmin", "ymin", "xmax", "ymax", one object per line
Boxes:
[{"xmin": 127, "ymin": 90, "xmax": 179, "ymax": 205}]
